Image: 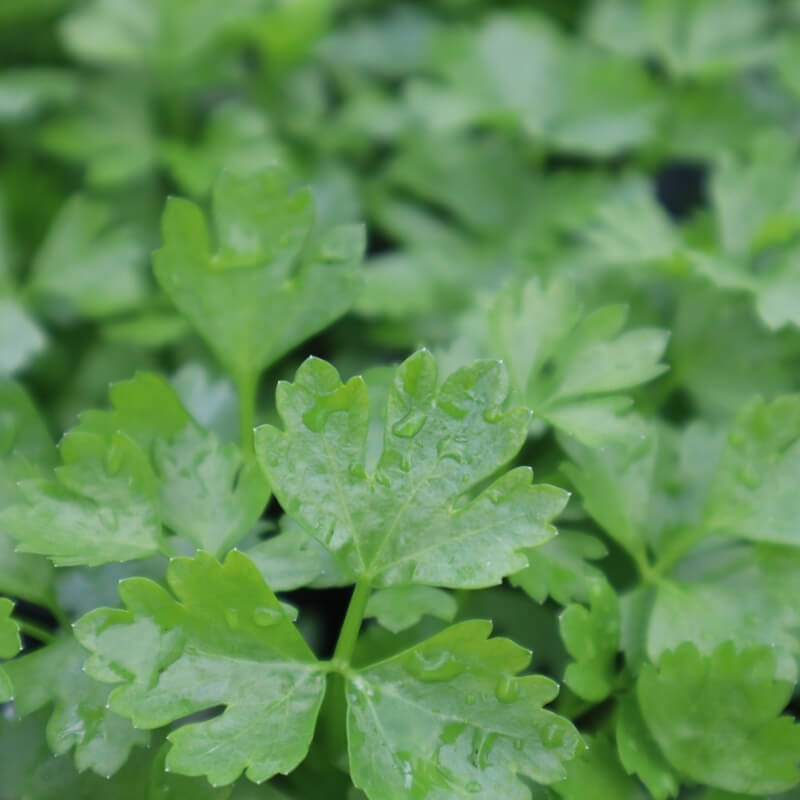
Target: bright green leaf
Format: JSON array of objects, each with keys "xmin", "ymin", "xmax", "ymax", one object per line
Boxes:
[
  {"xmin": 638, "ymin": 642, "xmax": 800, "ymax": 794},
  {"xmin": 153, "ymin": 168, "xmax": 364, "ymax": 389},
  {"xmin": 0, "ymin": 380, "xmax": 56, "ymax": 606},
  {"xmin": 453, "ymin": 278, "xmax": 669, "ymax": 444},
  {"xmin": 5, "ymin": 635, "xmax": 149, "ymax": 776},
  {"xmin": 552, "ymin": 734, "xmax": 647, "ymax": 800},
  {"xmin": 257, "ymin": 350, "xmax": 567, "ymax": 588},
  {"xmin": 347, "ymin": 620, "xmax": 582, "ymax": 798},
  {"xmin": 0, "ymin": 295, "xmax": 47, "ymax": 374},
  {"xmin": 29, "ymin": 194, "xmax": 149, "ymax": 318},
  {"xmin": 706, "ymin": 395, "xmax": 800, "ymax": 546},
  {"xmin": 585, "ymin": 0, "xmax": 774, "ymax": 78},
  {"xmin": 0, "ymin": 596, "xmax": 20, "ymax": 702},
  {"xmin": 75, "ymin": 550, "xmax": 327, "ymax": 786},
  {"xmin": 511, "ymin": 530, "xmax": 607, "ymax": 606},
  {"xmin": 615, "ymin": 692, "xmax": 678, "ymax": 800},
  {"xmin": 0, "ymin": 425, "xmax": 161, "ymax": 566},
  {"xmin": 78, "ymin": 372, "xmax": 269, "ymax": 556},
  {"xmin": 560, "ymin": 581, "xmax": 620, "ymax": 702},
  {"xmin": 365, "ymin": 585, "xmax": 457, "ymax": 633}
]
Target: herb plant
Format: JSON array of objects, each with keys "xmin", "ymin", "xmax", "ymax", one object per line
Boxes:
[{"xmin": 3, "ymin": 2, "xmax": 800, "ymax": 799}]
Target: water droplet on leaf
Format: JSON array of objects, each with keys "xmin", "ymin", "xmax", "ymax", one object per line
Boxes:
[
  {"xmin": 495, "ymin": 674, "xmax": 520, "ymax": 704},
  {"xmin": 405, "ymin": 649, "xmax": 465, "ymax": 682},
  {"xmin": 543, "ymin": 723, "xmax": 565, "ymax": 747},
  {"xmin": 392, "ymin": 411, "xmax": 427, "ymax": 438},
  {"xmin": 253, "ymin": 607, "xmax": 282, "ymax": 627},
  {"xmin": 482, "ymin": 408, "xmax": 503, "ymax": 424},
  {"xmin": 736, "ymin": 464, "xmax": 760, "ymax": 489},
  {"xmin": 225, "ymin": 608, "xmax": 240, "ymax": 629}
]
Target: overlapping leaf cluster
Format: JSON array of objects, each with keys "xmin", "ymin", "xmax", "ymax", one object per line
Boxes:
[{"xmin": 3, "ymin": 1, "xmax": 800, "ymax": 798}]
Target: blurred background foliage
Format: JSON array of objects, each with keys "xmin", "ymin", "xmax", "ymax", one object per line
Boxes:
[
  {"xmin": 4, "ymin": 0, "xmax": 800, "ymax": 798},
  {"xmin": 4, "ymin": 0, "xmax": 800, "ymax": 430}
]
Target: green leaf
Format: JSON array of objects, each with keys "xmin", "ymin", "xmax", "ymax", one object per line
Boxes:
[
  {"xmin": 0, "ymin": 67, "xmax": 78, "ymax": 122},
  {"xmin": 29, "ymin": 194, "xmax": 149, "ymax": 318},
  {"xmin": 615, "ymin": 692, "xmax": 678, "ymax": 800},
  {"xmin": 0, "ymin": 425, "xmax": 161, "ymax": 566},
  {"xmin": 153, "ymin": 168, "xmax": 364, "ymax": 388},
  {"xmin": 256, "ymin": 350, "xmax": 567, "ymax": 588},
  {"xmin": 0, "ymin": 712, "xmax": 232, "ymax": 800},
  {"xmin": 579, "ymin": 176, "xmax": 681, "ymax": 266},
  {"xmin": 5, "ymin": 635, "xmax": 149, "ymax": 776},
  {"xmin": 647, "ymin": 544, "xmax": 800, "ymax": 681},
  {"xmin": 365, "ymin": 586, "xmax": 457, "ymax": 633},
  {"xmin": 454, "ymin": 278, "xmax": 668, "ymax": 444},
  {"xmin": 160, "ymin": 102, "xmax": 287, "ymax": 198},
  {"xmin": 0, "ymin": 295, "xmax": 47, "ymax": 374},
  {"xmin": 2, "ymin": 372, "xmax": 268, "ymax": 565},
  {"xmin": 560, "ymin": 421, "xmax": 656, "ymax": 560},
  {"xmin": 0, "ymin": 380, "xmax": 56, "ymax": 606},
  {"xmin": 585, "ymin": 0, "xmax": 774, "ymax": 78},
  {"xmin": 511, "ymin": 530, "xmax": 607, "ymax": 605},
  {"xmin": 75, "ymin": 550, "xmax": 327, "ymax": 786},
  {"xmin": 706, "ymin": 395, "xmax": 800, "ymax": 546},
  {"xmin": 709, "ymin": 134, "xmax": 800, "ymax": 257},
  {"xmin": 638, "ymin": 642, "xmax": 800, "ymax": 794},
  {"xmin": 80, "ymin": 372, "xmax": 269, "ymax": 556},
  {"xmin": 60, "ymin": 0, "xmax": 263, "ymax": 70},
  {"xmin": 410, "ymin": 12, "xmax": 662, "ymax": 155},
  {"xmin": 671, "ymin": 288, "xmax": 800, "ymax": 418},
  {"xmin": 552, "ymin": 734, "xmax": 647, "ymax": 800},
  {"xmin": 346, "ymin": 620, "xmax": 582, "ymax": 798},
  {"xmin": 0, "ymin": 596, "xmax": 20, "ymax": 657},
  {"xmin": 38, "ymin": 79, "xmax": 155, "ymax": 187},
  {"xmin": 0, "ymin": 596, "xmax": 20, "ymax": 702},
  {"xmin": 559, "ymin": 581, "xmax": 620, "ymax": 702},
  {"xmin": 246, "ymin": 517, "xmax": 353, "ymax": 591}
]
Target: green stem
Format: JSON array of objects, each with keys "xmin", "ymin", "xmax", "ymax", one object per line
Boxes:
[
  {"xmin": 236, "ymin": 371, "xmax": 257, "ymax": 454},
  {"xmin": 332, "ymin": 577, "xmax": 372, "ymax": 669},
  {"xmin": 17, "ymin": 618, "xmax": 55, "ymax": 644}
]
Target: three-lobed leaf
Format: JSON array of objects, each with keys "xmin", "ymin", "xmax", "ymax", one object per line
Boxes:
[
  {"xmin": 638, "ymin": 641, "xmax": 800, "ymax": 794},
  {"xmin": 75, "ymin": 550, "xmax": 327, "ymax": 786},
  {"xmin": 256, "ymin": 349, "xmax": 567, "ymax": 588},
  {"xmin": 5, "ymin": 634, "xmax": 149, "ymax": 776},
  {"xmin": 346, "ymin": 620, "xmax": 582, "ymax": 799},
  {"xmin": 153, "ymin": 168, "xmax": 364, "ymax": 389},
  {"xmin": 0, "ymin": 372, "xmax": 268, "ymax": 565}
]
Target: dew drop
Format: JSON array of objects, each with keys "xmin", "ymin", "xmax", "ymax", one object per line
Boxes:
[
  {"xmin": 301, "ymin": 388, "xmax": 351, "ymax": 433},
  {"xmin": 374, "ymin": 471, "xmax": 391, "ymax": 488},
  {"xmin": 392, "ymin": 411, "xmax": 427, "ymax": 438},
  {"xmin": 253, "ymin": 607, "xmax": 282, "ymax": 627},
  {"xmin": 465, "ymin": 693, "xmax": 476, "ymax": 706},
  {"xmin": 482, "ymin": 408, "xmax": 503, "ymax": 424},
  {"xmin": 97, "ymin": 507, "xmax": 118, "ymax": 531},
  {"xmin": 225, "ymin": 608, "xmax": 240, "ymax": 629},
  {"xmin": 349, "ymin": 462, "xmax": 367, "ymax": 480},
  {"xmin": 405, "ymin": 649, "xmax": 465, "ymax": 682},
  {"xmin": 736, "ymin": 464, "xmax": 761, "ymax": 489},
  {"xmin": 466, "ymin": 781, "xmax": 482, "ymax": 793},
  {"xmin": 543, "ymin": 723, "xmax": 565, "ymax": 748},
  {"xmin": 437, "ymin": 439, "xmax": 465, "ymax": 464},
  {"xmin": 494, "ymin": 674, "xmax": 520, "ymax": 704},
  {"xmin": 401, "ymin": 760, "xmax": 413, "ymax": 790},
  {"xmin": 437, "ymin": 400, "xmax": 468, "ymax": 420},
  {"xmin": 514, "ymin": 738, "xmax": 524, "ymax": 751}
]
